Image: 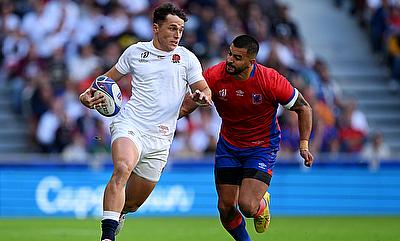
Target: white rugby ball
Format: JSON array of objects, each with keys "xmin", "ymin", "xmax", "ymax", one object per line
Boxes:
[{"xmin": 92, "ymin": 75, "xmax": 122, "ymax": 117}]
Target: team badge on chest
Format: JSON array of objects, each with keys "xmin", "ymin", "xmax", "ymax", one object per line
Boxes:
[
  {"xmin": 252, "ymin": 93, "xmax": 262, "ymax": 104},
  {"xmin": 172, "ymin": 54, "xmax": 180, "ymax": 63}
]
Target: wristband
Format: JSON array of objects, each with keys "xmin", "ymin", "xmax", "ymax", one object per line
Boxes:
[{"xmin": 300, "ymin": 140, "xmax": 309, "ymax": 151}]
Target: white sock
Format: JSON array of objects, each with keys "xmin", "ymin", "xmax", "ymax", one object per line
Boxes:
[{"xmin": 102, "ymin": 211, "xmax": 120, "ymax": 222}]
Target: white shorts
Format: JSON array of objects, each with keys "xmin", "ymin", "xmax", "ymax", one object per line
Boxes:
[{"xmin": 110, "ymin": 119, "xmax": 171, "ymax": 182}]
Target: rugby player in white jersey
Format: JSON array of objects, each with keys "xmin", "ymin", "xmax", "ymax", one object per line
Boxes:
[{"xmin": 79, "ymin": 3, "xmax": 212, "ymax": 241}]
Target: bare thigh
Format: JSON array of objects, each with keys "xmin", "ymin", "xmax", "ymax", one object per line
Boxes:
[{"xmin": 111, "ymin": 137, "xmax": 140, "ymax": 176}]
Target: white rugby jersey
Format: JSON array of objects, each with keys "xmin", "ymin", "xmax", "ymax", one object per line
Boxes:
[{"xmin": 114, "ymin": 41, "xmax": 204, "ymax": 141}]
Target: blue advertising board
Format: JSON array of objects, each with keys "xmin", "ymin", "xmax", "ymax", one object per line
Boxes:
[
  {"xmin": 0, "ymin": 165, "xmax": 217, "ymax": 218},
  {"xmin": 1, "ymin": 163, "xmax": 400, "ymax": 218}
]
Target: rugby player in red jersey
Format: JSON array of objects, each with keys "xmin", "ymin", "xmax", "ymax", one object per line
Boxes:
[{"xmin": 180, "ymin": 34, "xmax": 313, "ymax": 241}]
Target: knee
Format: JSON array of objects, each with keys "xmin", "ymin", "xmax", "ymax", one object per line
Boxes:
[
  {"xmin": 238, "ymin": 198, "xmax": 259, "ymax": 218},
  {"xmin": 111, "ymin": 159, "xmax": 134, "ymax": 185},
  {"xmin": 114, "ymin": 150, "xmax": 136, "ymax": 174}
]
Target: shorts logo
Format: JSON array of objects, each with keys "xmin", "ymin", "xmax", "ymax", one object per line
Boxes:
[
  {"xmin": 258, "ymin": 162, "xmax": 267, "ymax": 170},
  {"xmin": 172, "ymin": 54, "xmax": 180, "ymax": 63},
  {"xmin": 158, "ymin": 125, "xmax": 169, "ymax": 135},
  {"xmin": 252, "ymin": 93, "xmax": 262, "ymax": 104},
  {"xmin": 128, "ymin": 130, "xmax": 135, "ymax": 136}
]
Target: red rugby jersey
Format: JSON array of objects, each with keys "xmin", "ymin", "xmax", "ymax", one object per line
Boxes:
[{"xmin": 204, "ymin": 62, "xmax": 297, "ymax": 148}]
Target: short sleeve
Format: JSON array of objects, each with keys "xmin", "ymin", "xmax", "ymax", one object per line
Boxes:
[
  {"xmin": 269, "ymin": 69, "xmax": 297, "ymax": 109},
  {"xmin": 282, "ymin": 88, "xmax": 298, "ymax": 109},
  {"xmin": 115, "ymin": 45, "xmax": 135, "ymax": 75},
  {"xmin": 186, "ymin": 51, "xmax": 204, "ymax": 85}
]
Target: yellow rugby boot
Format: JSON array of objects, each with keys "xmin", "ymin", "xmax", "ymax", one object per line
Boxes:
[{"xmin": 254, "ymin": 191, "xmax": 270, "ymax": 233}]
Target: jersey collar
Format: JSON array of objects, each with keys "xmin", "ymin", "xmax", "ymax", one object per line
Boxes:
[{"xmin": 249, "ymin": 64, "xmax": 256, "ymax": 78}]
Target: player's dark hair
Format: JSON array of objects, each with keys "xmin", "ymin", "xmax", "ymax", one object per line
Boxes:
[
  {"xmin": 153, "ymin": 3, "xmax": 188, "ymax": 24},
  {"xmin": 232, "ymin": 35, "xmax": 259, "ymax": 58}
]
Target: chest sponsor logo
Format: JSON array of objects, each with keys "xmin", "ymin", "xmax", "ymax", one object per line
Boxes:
[
  {"xmin": 172, "ymin": 54, "xmax": 180, "ymax": 63},
  {"xmin": 236, "ymin": 90, "xmax": 244, "ymax": 97},
  {"xmin": 252, "ymin": 93, "xmax": 262, "ymax": 104},
  {"xmin": 139, "ymin": 51, "xmax": 150, "ymax": 63}
]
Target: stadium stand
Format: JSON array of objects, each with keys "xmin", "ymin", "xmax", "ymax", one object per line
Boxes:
[
  {"xmin": 0, "ymin": 84, "xmax": 29, "ymax": 153},
  {"xmin": 0, "ymin": 0, "xmax": 398, "ymax": 161},
  {"xmin": 328, "ymin": 0, "xmax": 400, "ymax": 154}
]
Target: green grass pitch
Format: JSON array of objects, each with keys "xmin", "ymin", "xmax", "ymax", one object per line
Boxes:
[{"xmin": 0, "ymin": 216, "xmax": 399, "ymax": 241}]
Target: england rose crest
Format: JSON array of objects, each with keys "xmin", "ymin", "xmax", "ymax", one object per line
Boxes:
[{"xmin": 172, "ymin": 54, "xmax": 180, "ymax": 63}]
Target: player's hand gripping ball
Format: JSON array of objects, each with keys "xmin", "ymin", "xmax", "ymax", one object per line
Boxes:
[{"xmin": 92, "ymin": 75, "xmax": 122, "ymax": 117}]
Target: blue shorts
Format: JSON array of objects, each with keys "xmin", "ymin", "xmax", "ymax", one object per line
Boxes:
[{"xmin": 215, "ymin": 136, "xmax": 277, "ymax": 185}]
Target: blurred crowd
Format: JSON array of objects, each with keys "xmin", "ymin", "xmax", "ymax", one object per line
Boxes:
[
  {"xmin": 335, "ymin": 0, "xmax": 400, "ymax": 89},
  {"xmin": 0, "ymin": 0, "xmax": 386, "ymax": 162}
]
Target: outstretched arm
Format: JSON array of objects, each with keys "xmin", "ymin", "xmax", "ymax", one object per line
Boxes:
[
  {"xmin": 179, "ymin": 92, "xmax": 199, "ymax": 119},
  {"xmin": 289, "ymin": 92, "xmax": 314, "ymax": 167},
  {"xmin": 178, "ymin": 80, "xmax": 212, "ymax": 119}
]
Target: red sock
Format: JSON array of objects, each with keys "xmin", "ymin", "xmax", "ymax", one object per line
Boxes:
[
  {"xmin": 221, "ymin": 212, "xmax": 251, "ymax": 241},
  {"xmin": 222, "ymin": 212, "xmax": 243, "ymax": 230}
]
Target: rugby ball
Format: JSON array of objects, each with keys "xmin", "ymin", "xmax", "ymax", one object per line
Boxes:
[{"xmin": 92, "ymin": 75, "xmax": 122, "ymax": 117}]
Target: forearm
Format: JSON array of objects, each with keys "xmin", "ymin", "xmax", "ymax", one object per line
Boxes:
[
  {"xmin": 191, "ymin": 84, "xmax": 212, "ymax": 105},
  {"xmin": 289, "ymin": 92, "xmax": 313, "ymax": 149},
  {"xmin": 289, "ymin": 92, "xmax": 314, "ymax": 166},
  {"xmin": 199, "ymin": 86, "xmax": 212, "ymax": 103},
  {"xmin": 297, "ymin": 106, "xmax": 314, "ymax": 167},
  {"xmin": 178, "ymin": 93, "xmax": 199, "ymax": 119},
  {"xmin": 103, "ymin": 66, "xmax": 124, "ymax": 82},
  {"xmin": 296, "ymin": 105, "xmax": 313, "ymax": 149},
  {"xmin": 297, "ymin": 106, "xmax": 312, "ymax": 140}
]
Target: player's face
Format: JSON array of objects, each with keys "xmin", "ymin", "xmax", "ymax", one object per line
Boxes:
[
  {"xmin": 225, "ymin": 45, "xmax": 253, "ymax": 75},
  {"xmin": 153, "ymin": 14, "xmax": 185, "ymax": 52}
]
